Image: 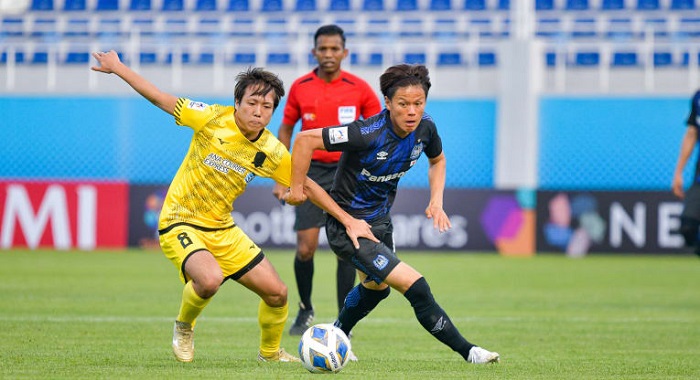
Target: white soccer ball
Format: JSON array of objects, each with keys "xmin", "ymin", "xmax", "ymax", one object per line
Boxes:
[{"xmin": 298, "ymin": 323, "xmax": 352, "ymax": 373}]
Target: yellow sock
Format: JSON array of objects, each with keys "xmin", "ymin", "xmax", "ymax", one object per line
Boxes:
[
  {"xmin": 258, "ymin": 300, "xmax": 288, "ymax": 357},
  {"xmin": 176, "ymin": 281, "xmax": 211, "ymax": 327}
]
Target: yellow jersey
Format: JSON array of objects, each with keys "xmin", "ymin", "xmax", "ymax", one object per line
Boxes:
[{"xmin": 158, "ymin": 98, "xmax": 291, "ymax": 231}]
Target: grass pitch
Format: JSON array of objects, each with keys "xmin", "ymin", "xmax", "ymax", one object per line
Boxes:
[{"xmin": 0, "ymin": 249, "xmax": 698, "ymax": 379}]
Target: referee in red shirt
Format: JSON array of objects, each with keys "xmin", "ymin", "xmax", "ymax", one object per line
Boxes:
[{"xmin": 273, "ymin": 24, "xmax": 381, "ymax": 335}]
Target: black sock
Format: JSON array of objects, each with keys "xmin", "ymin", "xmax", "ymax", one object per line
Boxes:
[
  {"xmin": 404, "ymin": 277, "xmax": 474, "ymax": 360},
  {"xmin": 334, "ymin": 284, "xmax": 390, "ymax": 335},
  {"xmin": 294, "ymin": 256, "xmax": 314, "ymax": 310},
  {"xmin": 336, "ymin": 258, "xmax": 357, "ymax": 314}
]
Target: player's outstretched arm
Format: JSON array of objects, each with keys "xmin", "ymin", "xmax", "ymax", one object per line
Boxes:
[
  {"xmin": 91, "ymin": 50, "xmax": 178, "ymax": 116},
  {"xmin": 425, "ymin": 152, "xmax": 451, "ymax": 233},
  {"xmin": 286, "ymin": 129, "xmax": 325, "ymax": 205}
]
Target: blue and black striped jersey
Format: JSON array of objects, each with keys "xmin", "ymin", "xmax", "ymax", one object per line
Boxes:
[{"xmin": 321, "ymin": 109, "xmax": 442, "ymax": 221}]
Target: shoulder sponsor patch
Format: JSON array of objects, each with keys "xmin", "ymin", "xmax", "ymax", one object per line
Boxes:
[
  {"xmin": 328, "ymin": 126, "xmax": 349, "ymax": 144},
  {"xmin": 187, "ymin": 101, "xmax": 208, "ymax": 111}
]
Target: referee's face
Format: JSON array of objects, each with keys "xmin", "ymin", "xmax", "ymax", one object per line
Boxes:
[
  {"xmin": 385, "ymin": 85, "xmax": 426, "ymax": 138},
  {"xmin": 234, "ymin": 86, "xmax": 276, "ymax": 140},
  {"xmin": 312, "ymin": 34, "xmax": 348, "ymax": 79}
]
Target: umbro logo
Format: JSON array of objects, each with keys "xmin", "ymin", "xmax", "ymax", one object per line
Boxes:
[{"xmin": 218, "ymin": 138, "xmax": 228, "ymax": 145}]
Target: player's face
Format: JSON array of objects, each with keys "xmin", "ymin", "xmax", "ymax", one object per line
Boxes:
[
  {"xmin": 385, "ymin": 85, "xmax": 426, "ymax": 138},
  {"xmin": 234, "ymin": 85, "xmax": 276, "ymax": 139},
  {"xmin": 312, "ymin": 35, "xmax": 347, "ymax": 77}
]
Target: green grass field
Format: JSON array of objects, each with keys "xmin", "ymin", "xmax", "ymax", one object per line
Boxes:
[{"xmin": 1, "ymin": 249, "xmax": 698, "ymax": 379}]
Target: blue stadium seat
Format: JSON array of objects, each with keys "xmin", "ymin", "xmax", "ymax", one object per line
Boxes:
[
  {"xmin": 682, "ymin": 52, "xmax": 700, "ymax": 66},
  {"xmin": 0, "ymin": 50, "xmax": 25, "ymax": 64},
  {"xmin": 31, "ymin": 0, "xmax": 54, "ymax": 11},
  {"xmin": 653, "ymin": 52, "xmax": 673, "ymax": 67},
  {"xmin": 574, "ymin": 51, "xmax": 599, "ymax": 66},
  {"xmin": 601, "ymin": 0, "xmax": 624, "ymax": 9},
  {"xmin": 96, "ymin": 0, "xmax": 120, "ymax": 11},
  {"xmin": 261, "ymin": 0, "xmax": 283, "ymax": 11},
  {"xmin": 429, "ymin": 0, "xmax": 452, "ymax": 10},
  {"xmin": 437, "ymin": 52, "xmax": 462, "ymax": 65},
  {"xmin": 478, "ymin": 52, "xmax": 496, "ymax": 66},
  {"xmin": 195, "ymin": 0, "xmax": 218, "ymax": 11},
  {"xmin": 671, "ymin": 0, "xmax": 696, "ymax": 9},
  {"xmin": 678, "ymin": 18, "xmax": 700, "ymax": 38},
  {"xmin": 1, "ymin": 18, "xmax": 25, "ymax": 37},
  {"xmin": 267, "ymin": 52, "xmax": 291, "ymax": 64},
  {"xmin": 396, "ymin": 0, "xmax": 418, "ymax": 11},
  {"xmin": 497, "ymin": 0, "xmax": 509, "ymax": 9},
  {"xmin": 636, "ymin": 0, "xmax": 659, "ymax": 10},
  {"xmin": 433, "ymin": 17, "xmax": 459, "ymax": 38},
  {"xmin": 31, "ymin": 51, "xmax": 49, "ymax": 64},
  {"xmin": 469, "ymin": 18, "xmax": 493, "ymax": 37},
  {"xmin": 295, "ymin": 0, "xmax": 317, "ymax": 11},
  {"xmin": 232, "ymin": 52, "xmax": 256, "ymax": 64},
  {"xmin": 643, "ymin": 17, "xmax": 668, "ymax": 37},
  {"xmin": 363, "ymin": 0, "xmax": 384, "ymax": 11},
  {"xmin": 64, "ymin": 51, "xmax": 91, "ymax": 64},
  {"xmin": 404, "ymin": 52, "xmax": 426, "ymax": 64},
  {"xmin": 227, "ymin": 0, "xmax": 249, "ymax": 11},
  {"xmin": 328, "ymin": 0, "xmax": 351, "ymax": 11},
  {"xmin": 464, "ymin": 0, "xmax": 485, "ymax": 10},
  {"xmin": 536, "ymin": 0, "xmax": 554, "ymax": 10},
  {"xmin": 611, "ymin": 51, "xmax": 638, "ymax": 66},
  {"xmin": 162, "ymin": 0, "xmax": 184, "ymax": 11},
  {"xmin": 138, "ymin": 52, "xmax": 158, "ymax": 64},
  {"xmin": 545, "ymin": 51, "xmax": 557, "ymax": 67},
  {"xmin": 129, "ymin": 0, "xmax": 152, "ymax": 11},
  {"xmin": 565, "ymin": 0, "xmax": 589, "ymax": 10},
  {"xmin": 165, "ymin": 51, "xmax": 192, "ymax": 64},
  {"xmin": 63, "ymin": 0, "xmax": 87, "ymax": 11}
]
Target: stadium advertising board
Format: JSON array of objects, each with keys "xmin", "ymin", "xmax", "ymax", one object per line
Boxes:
[
  {"xmin": 0, "ymin": 180, "xmax": 128, "ymax": 249},
  {"xmin": 537, "ymin": 191, "xmax": 685, "ymax": 255},
  {"xmin": 128, "ymin": 185, "xmax": 533, "ymax": 253}
]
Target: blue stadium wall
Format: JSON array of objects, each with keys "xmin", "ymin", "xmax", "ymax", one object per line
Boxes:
[{"xmin": 0, "ymin": 95, "xmax": 692, "ymax": 189}]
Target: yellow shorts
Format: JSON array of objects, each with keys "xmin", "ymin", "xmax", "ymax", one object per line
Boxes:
[{"xmin": 159, "ymin": 224, "xmax": 263, "ymax": 283}]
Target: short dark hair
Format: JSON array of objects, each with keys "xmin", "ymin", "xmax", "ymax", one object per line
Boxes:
[
  {"xmin": 314, "ymin": 24, "xmax": 346, "ymax": 48},
  {"xmin": 234, "ymin": 67, "xmax": 285, "ymax": 110},
  {"xmin": 379, "ymin": 64, "xmax": 431, "ymax": 100}
]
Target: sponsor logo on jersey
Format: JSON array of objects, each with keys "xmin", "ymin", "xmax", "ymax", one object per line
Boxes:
[
  {"xmin": 376, "ymin": 151, "xmax": 388, "ymax": 160},
  {"xmin": 328, "ymin": 126, "xmax": 349, "ymax": 144},
  {"xmin": 360, "ymin": 168, "xmax": 407, "ymax": 182},
  {"xmin": 203, "ymin": 153, "xmax": 246, "ymax": 174},
  {"xmin": 410, "ymin": 144, "xmax": 423, "ymax": 160},
  {"xmin": 373, "ymin": 254, "xmax": 389, "ymax": 270},
  {"xmin": 303, "ymin": 113, "xmax": 316, "ymax": 121},
  {"xmin": 187, "ymin": 101, "xmax": 208, "ymax": 111},
  {"xmin": 338, "ymin": 106, "xmax": 357, "ymax": 124}
]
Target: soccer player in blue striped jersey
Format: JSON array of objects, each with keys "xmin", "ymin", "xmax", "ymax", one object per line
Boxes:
[{"xmin": 284, "ymin": 64, "xmax": 500, "ymax": 364}]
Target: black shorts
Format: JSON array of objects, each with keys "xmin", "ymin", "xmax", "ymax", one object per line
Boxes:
[
  {"xmin": 682, "ymin": 182, "xmax": 700, "ymax": 220},
  {"xmin": 294, "ymin": 161, "xmax": 337, "ymax": 231},
  {"xmin": 326, "ymin": 215, "xmax": 400, "ymax": 284}
]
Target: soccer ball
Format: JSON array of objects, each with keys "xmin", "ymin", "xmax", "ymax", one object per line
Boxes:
[{"xmin": 298, "ymin": 323, "xmax": 352, "ymax": 373}]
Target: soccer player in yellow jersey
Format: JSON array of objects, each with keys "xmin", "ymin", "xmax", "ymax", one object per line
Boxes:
[{"xmin": 91, "ymin": 50, "xmax": 377, "ymax": 363}]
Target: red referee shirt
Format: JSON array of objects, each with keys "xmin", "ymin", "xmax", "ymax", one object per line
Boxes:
[{"xmin": 282, "ymin": 69, "xmax": 381, "ymax": 163}]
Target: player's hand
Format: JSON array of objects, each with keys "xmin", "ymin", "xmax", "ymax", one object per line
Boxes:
[
  {"xmin": 272, "ymin": 183, "xmax": 287, "ymax": 204},
  {"xmin": 283, "ymin": 188, "xmax": 307, "ymax": 206},
  {"xmin": 672, "ymin": 174, "xmax": 685, "ymax": 199},
  {"xmin": 425, "ymin": 203, "xmax": 452, "ymax": 233},
  {"xmin": 91, "ymin": 50, "xmax": 122, "ymax": 74},
  {"xmin": 344, "ymin": 218, "xmax": 379, "ymax": 249}
]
